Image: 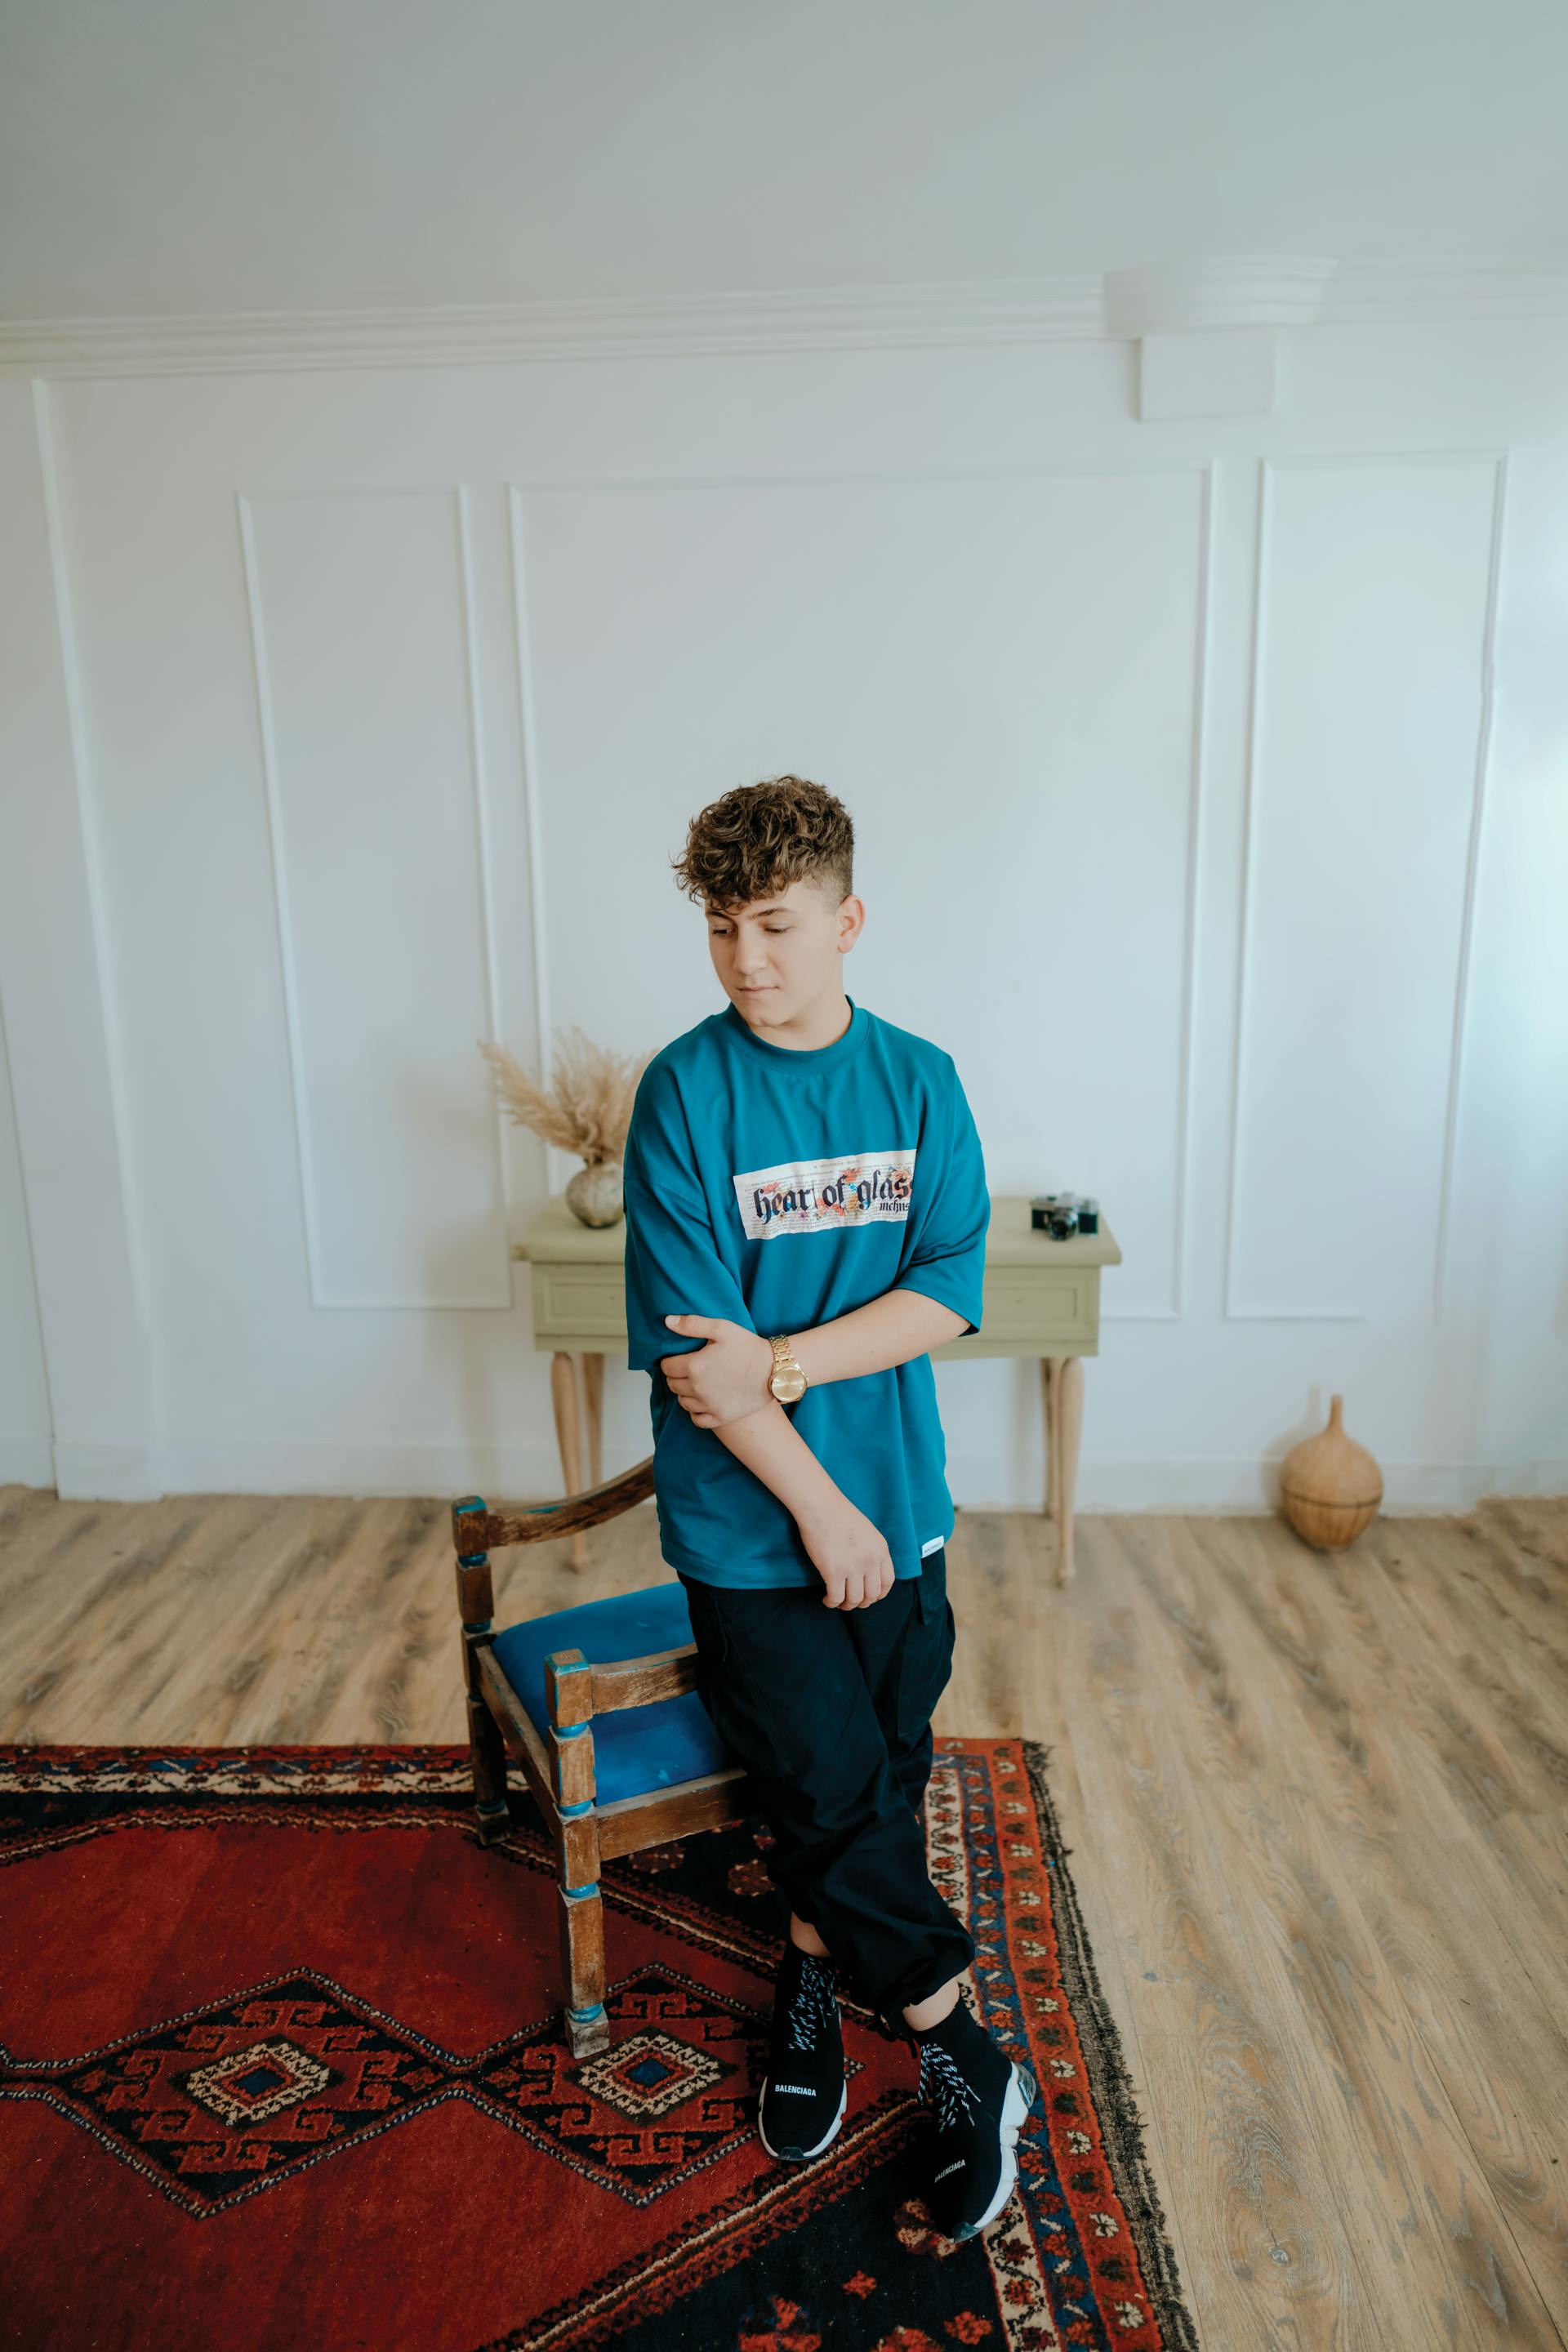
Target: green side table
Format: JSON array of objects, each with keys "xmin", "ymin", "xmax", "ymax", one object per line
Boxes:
[{"xmin": 511, "ymin": 1192, "xmax": 1120, "ymax": 1583}]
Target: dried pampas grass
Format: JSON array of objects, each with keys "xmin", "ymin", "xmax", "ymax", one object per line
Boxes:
[{"xmin": 478, "ymin": 1027, "xmax": 652, "ymax": 1165}]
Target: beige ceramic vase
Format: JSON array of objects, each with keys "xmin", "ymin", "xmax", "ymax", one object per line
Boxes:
[
  {"xmin": 566, "ymin": 1156, "xmax": 624, "ymax": 1228},
  {"xmin": 1279, "ymin": 1394, "xmax": 1383, "ymax": 1549}
]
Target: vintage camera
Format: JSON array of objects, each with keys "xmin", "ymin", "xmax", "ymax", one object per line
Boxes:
[{"xmin": 1030, "ymin": 1191, "xmax": 1100, "ymax": 1240}]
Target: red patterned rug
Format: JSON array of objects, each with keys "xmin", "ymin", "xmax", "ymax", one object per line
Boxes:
[{"xmin": 0, "ymin": 1737, "xmax": 1196, "ymax": 2352}]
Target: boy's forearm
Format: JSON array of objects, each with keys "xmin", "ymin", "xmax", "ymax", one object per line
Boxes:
[
  {"xmin": 707, "ymin": 1289, "xmax": 964, "ymax": 1523},
  {"xmin": 710, "ymin": 1396, "xmax": 845, "ymax": 1527},
  {"xmin": 788, "ymin": 1287, "xmax": 969, "ymax": 1387},
  {"xmin": 695, "ymin": 1290, "xmax": 969, "ymax": 1524}
]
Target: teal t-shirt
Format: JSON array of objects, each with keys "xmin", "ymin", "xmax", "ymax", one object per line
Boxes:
[{"xmin": 621, "ymin": 992, "xmax": 989, "ymax": 1589}]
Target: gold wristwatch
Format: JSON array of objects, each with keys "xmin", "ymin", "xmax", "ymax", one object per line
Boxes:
[{"xmin": 768, "ymin": 1334, "xmax": 808, "ymax": 1405}]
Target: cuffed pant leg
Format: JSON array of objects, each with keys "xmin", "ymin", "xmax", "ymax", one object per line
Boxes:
[
  {"xmin": 886, "ymin": 1722, "xmax": 934, "ymax": 1820},
  {"xmin": 679, "ymin": 1573, "xmax": 973, "ymax": 2023},
  {"xmin": 764, "ymin": 1743, "xmax": 972, "ymax": 2019},
  {"xmin": 848, "ymin": 1546, "xmax": 955, "ymax": 1821}
]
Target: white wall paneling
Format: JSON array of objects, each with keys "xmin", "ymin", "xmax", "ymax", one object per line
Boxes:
[
  {"xmin": 1224, "ymin": 452, "xmax": 1507, "ymax": 1326},
  {"xmin": 0, "ymin": 990, "xmax": 53, "ymax": 1486},
  {"xmin": 510, "ymin": 461, "xmax": 1211, "ymax": 1327},
  {"xmin": 0, "ymin": 318, "xmax": 1563, "ymax": 1504},
  {"xmin": 237, "ymin": 483, "xmax": 510, "ymax": 1310},
  {"xmin": 0, "ymin": 378, "xmax": 163, "ymax": 1498}
]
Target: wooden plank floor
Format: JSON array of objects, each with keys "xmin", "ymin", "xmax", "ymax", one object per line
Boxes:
[{"xmin": 2, "ymin": 1482, "xmax": 1563, "ymax": 2349}]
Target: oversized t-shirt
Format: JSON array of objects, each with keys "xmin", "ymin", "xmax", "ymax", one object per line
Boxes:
[{"xmin": 621, "ymin": 991, "xmax": 989, "ymax": 1590}]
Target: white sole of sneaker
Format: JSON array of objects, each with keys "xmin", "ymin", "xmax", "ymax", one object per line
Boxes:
[
  {"xmin": 951, "ymin": 2060, "xmax": 1038, "ymax": 2240},
  {"xmin": 757, "ymin": 2075, "xmax": 848, "ymax": 2163}
]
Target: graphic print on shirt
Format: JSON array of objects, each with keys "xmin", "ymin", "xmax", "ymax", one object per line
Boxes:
[{"xmin": 732, "ymin": 1146, "xmax": 915, "ymax": 1242}]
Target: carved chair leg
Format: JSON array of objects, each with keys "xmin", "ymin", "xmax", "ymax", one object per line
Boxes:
[
  {"xmin": 455, "ymin": 1524, "xmax": 511, "ymax": 1839},
  {"xmin": 559, "ymin": 1881, "xmax": 610, "ymax": 2056},
  {"xmin": 467, "ymin": 1691, "xmax": 511, "ymax": 1845}
]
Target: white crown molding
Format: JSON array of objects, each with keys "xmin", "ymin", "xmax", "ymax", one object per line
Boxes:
[
  {"xmin": 0, "ymin": 280, "xmax": 1101, "ymax": 376},
  {"xmin": 1105, "ymin": 256, "xmax": 1339, "ymax": 336},
  {"xmin": 2, "ymin": 254, "xmax": 1566, "ymax": 379},
  {"xmin": 1325, "ymin": 254, "xmax": 1568, "ymax": 323}
]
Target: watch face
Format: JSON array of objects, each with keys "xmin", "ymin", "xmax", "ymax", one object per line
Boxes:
[{"xmin": 771, "ymin": 1369, "xmax": 807, "ymax": 1403}]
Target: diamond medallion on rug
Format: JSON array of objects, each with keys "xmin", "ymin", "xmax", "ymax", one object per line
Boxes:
[{"xmin": 0, "ymin": 1739, "xmax": 1197, "ymax": 2352}]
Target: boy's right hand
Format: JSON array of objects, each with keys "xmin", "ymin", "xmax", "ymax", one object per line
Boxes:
[{"xmin": 797, "ymin": 1497, "xmax": 897, "ymax": 1610}]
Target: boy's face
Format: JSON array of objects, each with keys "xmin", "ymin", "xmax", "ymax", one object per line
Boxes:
[{"xmin": 704, "ymin": 876, "xmax": 862, "ymax": 1028}]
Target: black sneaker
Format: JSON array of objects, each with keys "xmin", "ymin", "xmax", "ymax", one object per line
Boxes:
[
  {"xmin": 911, "ymin": 1993, "xmax": 1038, "ymax": 2239},
  {"xmin": 758, "ymin": 1940, "xmax": 846, "ymax": 2161}
]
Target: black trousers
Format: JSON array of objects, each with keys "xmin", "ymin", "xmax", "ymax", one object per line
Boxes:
[{"xmin": 677, "ymin": 1545, "xmax": 975, "ymax": 2029}]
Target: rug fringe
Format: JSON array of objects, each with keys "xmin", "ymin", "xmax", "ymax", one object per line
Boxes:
[{"xmin": 1018, "ymin": 1736, "xmax": 1202, "ymax": 2352}]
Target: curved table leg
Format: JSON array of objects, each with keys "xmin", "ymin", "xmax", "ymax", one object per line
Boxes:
[
  {"xmin": 550, "ymin": 1350, "xmax": 592, "ymax": 1575},
  {"xmin": 1041, "ymin": 1355, "xmax": 1085, "ymax": 1586},
  {"xmin": 581, "ymin": 1351, "xmax": 604, "ymax": 1490},
  {"xmin": 1043, "ymin": 1356, "xmax": 1054, "ymax": 1519}
]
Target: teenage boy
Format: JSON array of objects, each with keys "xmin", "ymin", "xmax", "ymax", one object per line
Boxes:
[{"xmin": 621, "ymin": 774, "xmax": 1036, "ymax": 2243}]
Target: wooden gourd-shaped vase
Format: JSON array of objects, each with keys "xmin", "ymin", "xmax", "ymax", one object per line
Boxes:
[{"xmin": 1279, "ymin": 1394, "xmax": 1383, "ymax": 1549}]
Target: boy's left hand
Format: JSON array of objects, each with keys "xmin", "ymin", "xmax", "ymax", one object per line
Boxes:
[{"xmin": 659, "ymin": 1315, "xmax": 777, "ymax": 1427}]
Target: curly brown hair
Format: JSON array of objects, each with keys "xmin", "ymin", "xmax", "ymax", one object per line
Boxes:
[{"xmin": 671, "ymin": 774, "xmax": 854, "ymax": 915}]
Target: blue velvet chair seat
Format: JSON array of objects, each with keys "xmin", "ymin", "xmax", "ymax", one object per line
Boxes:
[{"xmin": 489, "ymin": 1579, "xmax": 731, "ymax": 1806}]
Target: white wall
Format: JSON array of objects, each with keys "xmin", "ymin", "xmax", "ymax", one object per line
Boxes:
[
  {"xmin": 0, "ymin": 997, "xmax": 51, "ymax": 1485},
  {"xmin": 2, "ymin": 315, "xmax": 1565, "ymax": 1508}
]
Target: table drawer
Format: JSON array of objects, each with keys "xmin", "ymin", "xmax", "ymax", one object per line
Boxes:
[
  {"xmin": 975, "ymin": 1272, "xmax": 1098, "ymax": 1346},
  {"xmin": 532, "ymin": 1263, "xmax": 628, "ymax": 1342},
  {"xmin": 527, "ymin": 1262, "xmax": 1098, "ymax": 1352}
]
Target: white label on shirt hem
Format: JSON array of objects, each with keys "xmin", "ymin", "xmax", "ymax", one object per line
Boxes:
[
  {"xmin": 732, "ymin": 1146, "xmax": 915, "ymax": 1241},
  {"xmin": 921, "ymin": 1535, "xmax": 945, "ymax": 1557}
]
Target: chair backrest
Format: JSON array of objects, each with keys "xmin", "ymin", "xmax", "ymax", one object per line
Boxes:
[
  {"xmin": 452, "ymin": 1464, "xmax": 703, "ymax": 1762},
  {"xmin": 452, "ymin": 1459, "xmax": 654, "ymax": 1563},
  {"xmin": 452, "ymin": 1472, "xmax": 740, "ymax": 1825},
  {"xmin": 451, "ymin": 1463, "xmax": 655, "ymax": 1664}
]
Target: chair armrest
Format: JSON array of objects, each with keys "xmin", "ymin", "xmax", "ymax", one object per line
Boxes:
[
  {"xmin": 589, "ymin": 1646, "xmax": 702, "ymax": 1716},
  {"xmin": 452, "ymin": 1457, "xmax": 654, "ymax": 1557},
  {"xmin": 545, "ymin": 1642, "xmax": 701, "ymax": 1729}
]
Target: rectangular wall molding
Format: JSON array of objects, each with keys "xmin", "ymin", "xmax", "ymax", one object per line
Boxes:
[
  {"xmin": 238, "ymin": 482, "xmax": 511, "ymax": 1310},
  {"xmin": 1224, "ymin": 451, "xmax": 1507, "ymax": 1325}
]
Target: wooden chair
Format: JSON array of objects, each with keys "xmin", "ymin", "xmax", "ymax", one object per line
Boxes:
[{"xmin": 451, "ymin": 1461, "xmax": 753, "ymax": 2057}]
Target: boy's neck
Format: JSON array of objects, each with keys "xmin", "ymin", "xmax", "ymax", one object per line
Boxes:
[{"xmin": 730, "ymin": 982, "xmax": 853, "ymax": 1053}]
